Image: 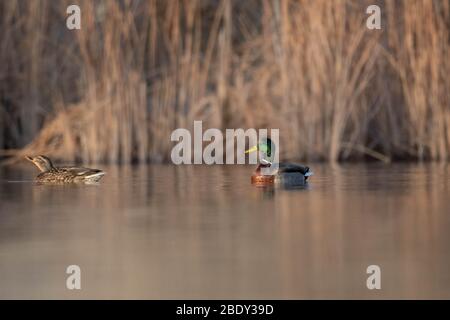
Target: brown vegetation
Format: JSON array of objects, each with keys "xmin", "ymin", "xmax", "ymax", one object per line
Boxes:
[{"xmin": 0, "ymin": 0, "xmax": 449, "ymax": 163}]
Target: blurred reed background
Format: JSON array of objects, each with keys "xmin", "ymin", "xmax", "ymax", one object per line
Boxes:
[{"xmin": 0, "ymin": 0, "xmax": 449, "ymax": 164}]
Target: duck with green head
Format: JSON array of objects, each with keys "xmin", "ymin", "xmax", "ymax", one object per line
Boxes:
[{"xmin": 245, "ymin": 138, "xmax": 313, "ymax": 185}]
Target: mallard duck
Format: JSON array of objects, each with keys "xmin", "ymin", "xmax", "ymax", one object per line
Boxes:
[
  {"xmin": 26, "ymin": 155, "xmax": 105, "ymax": 183},
  {"xmin": 245, "ymin": 138, "xmax": 313, "ymax": 185}
]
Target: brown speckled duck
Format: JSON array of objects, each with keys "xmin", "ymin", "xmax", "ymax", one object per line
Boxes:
[{"xmin": 26, "ymin": 155, "xmax": 105, "ymax": 183}]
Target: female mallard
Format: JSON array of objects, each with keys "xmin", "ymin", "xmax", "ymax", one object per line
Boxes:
[
  {"xmin": 26, "ymin": 155, "xmax": 105, "ymax": 183},
  {"xmin": 245, "ymin": 138, "xmax": 313, "ymax": 185}
]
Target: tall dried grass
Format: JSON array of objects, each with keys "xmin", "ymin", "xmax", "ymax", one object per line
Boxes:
[{"xmin": 0, "ymin": 0, "xmax": 449, "ymax": 163}]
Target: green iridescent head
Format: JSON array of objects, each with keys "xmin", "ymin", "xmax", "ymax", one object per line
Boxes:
[{"xmin": 245, "ymin": 138, "xmax": 275, "ymax": 164}]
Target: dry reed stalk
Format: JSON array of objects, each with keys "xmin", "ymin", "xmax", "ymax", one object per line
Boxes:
[
  {"xmin": 0, "ymin": 0, "xmax": 449, "ymax": 164},
  {"xmin": 385, "ymin": 0, "xmax": 450, "ymax": 161}
]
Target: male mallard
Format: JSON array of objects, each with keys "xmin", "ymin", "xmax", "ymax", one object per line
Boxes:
[
  {"xmin": 245, "ymin": 138, "xmax": 313, "ymax": 185},
  {"xmin": 26, "ymin": 155, "xmax": 105, "ymax": 183}
]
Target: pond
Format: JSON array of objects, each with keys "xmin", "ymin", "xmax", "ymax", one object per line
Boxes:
[{"xmin": 0, "ymin": 163, "xmax": 449, "ymax": 299}]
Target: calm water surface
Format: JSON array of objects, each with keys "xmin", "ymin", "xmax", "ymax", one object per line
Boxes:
[{"xmin": 1, "ymin": 163, "xmax": 450, "ymax": 299}]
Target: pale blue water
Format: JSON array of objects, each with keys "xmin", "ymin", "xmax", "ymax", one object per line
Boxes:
[{"xmin": 1, "ymin": 163, "xmax": 450, "ymax": 299}]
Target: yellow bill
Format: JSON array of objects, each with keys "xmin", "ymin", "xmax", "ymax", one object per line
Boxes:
[{"xmin": 245, "ymin": 145, "xmax": 258, "ymax": 154}]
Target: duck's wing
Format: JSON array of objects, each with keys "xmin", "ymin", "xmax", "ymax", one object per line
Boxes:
[
  {"xmin": 59, "ymin": 166, "xmax": 105, "ymax": 178},
  {"xmin": 278, "ymin": 163, "xmax": 313, "ymax": 176}
]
